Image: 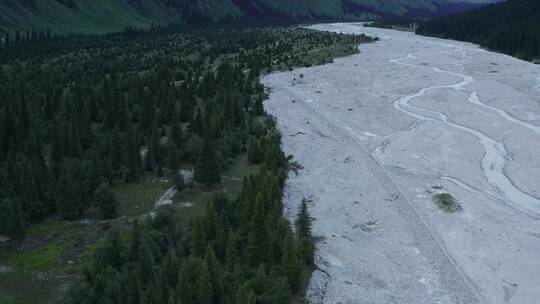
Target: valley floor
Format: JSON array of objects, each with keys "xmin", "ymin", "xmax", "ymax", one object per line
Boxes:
[{"xmin": 263, "ymin": 23, "xmax": 540, "ymax": 304}]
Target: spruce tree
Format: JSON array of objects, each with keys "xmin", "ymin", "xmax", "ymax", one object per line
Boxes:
[
  {"xmin": 282, "ymin": 228, "xmax": 299, "ymax": 290},
  {"xmin": 144, "ymin": 143, "xmax": 155, "ymax": 172},
  {"xmin": 197, "ymin": 261, "xmax": 213, "ymax": 304},
  {"xmin": 21, "ymin": 164, "xmax": 45, "ymax": 222},
  {"xmin": 189, "ymin": 220, "xmax": 207, "ymax": 257},
  {"xmin": 56, "ymin": 167, "xmax": 80, "ymax": 220},
  {"xmin": 129, "ymin": 219, "xmax": 141, "ymax": 263},
  {"xmin": 110, "ymin": 126, "xmax": 124, "ymax": 170},
  {"xmin": 137, "ymin": 244, "xmax": 154, "ymax": 286},
  {"xmin": 265, "ymin": 277, "xmax": 292, "ymax": 303},
  {"xmin": 174, "ymin": 173, "xmax": 185, "ymax": 192},
  {"xmin": 247, "ymin": 137, "xmax": 262, "ymax": 164},
  {"xmin": 169, "ymin": 106, "xmax": 183, "ymax": 147},
  {"xmin": 296, "ymin": 198, "xmax": 315, "ymax": 266},
  {"xmin": 235, "ymin": 284, "xmax": 256, "ymax": 304},
  {"xmin": 194, "ymin": 139, "xmax": 221, "ymax": 186},
  {"xmin": 225, "ymin": 229, "xmax": 238, "ymax": 270},
  {"xmin": 251, "ymin": 97, "xmax": 265, "ymax": 116},
  {"xmin": 103, "ymin": 157, "xmax": 115, "ymax": 185},
  {"xmin": 3, "ymin": 198, "xmax": 26, "ymax": 239},
  {"xmin": 246, "ymin": 195, "xmax": 268, "ymax": 265},
  {"xmin": 94, "ymin": 184, "xmax": 118, "ymax": 219},
  {"xmin": 125, "ymin": 125, "xmax": 140, "ymax": 182},
  {"xmin": 150, "ymin": 122, "xmax": 162, "ymax": 165},
  {"xmin": 93, "ymin": 230, "xmax": 122, "ymax": 270},
  {"xmin": 205, "ymin": 246, "xmax": 221, "ymax": 303},
  {"xmin": 50, "ymin": 120, "xmax": 64, "ymax": 163},
  {"xmin": 79, "ymin": 110, "xmax": 94, "ymax": 149},
  {"xmin": 168, "ymin": 143, "xmax": 180, "ymax": 173},
  {"xmin": 140, "ymin": 90, "xmax": 155, "ymax": 131},
  {"xmin": 67, "ymin": 120, "xmax": 83, "ymax": 158}
]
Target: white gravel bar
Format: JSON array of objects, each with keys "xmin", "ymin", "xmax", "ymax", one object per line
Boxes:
[{"xmin": 262, "ymin": 23, "xmax": 540, "ymax": 304}]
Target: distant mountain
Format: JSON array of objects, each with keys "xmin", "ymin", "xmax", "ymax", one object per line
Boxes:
[
  {"xmin": 0, "ymin": 0, "xmax": 496, "ymax": 34},
  {"xmin": 417, "ymin": 0, "xmax": 540, "ymax": 61}
]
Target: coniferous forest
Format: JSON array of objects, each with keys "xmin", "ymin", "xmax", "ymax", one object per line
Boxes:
[
  {"xmin": 416, "ymin": 0, "xmax": 540, "ymax": 61},
  {"xmin": 0, "ymin": 24, "xmax": 373, "ymax": 303}
]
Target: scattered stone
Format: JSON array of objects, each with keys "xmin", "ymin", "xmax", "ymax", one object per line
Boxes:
[
  {"xmin": 36, "ymin": 272, "xmax": 48, "ymax": 280},
  {"xmin": 179, "ymin": 169, "xmax": 194, "ymax": 183},
  {"xmin": 341, "ymin": 235, "xmax": 353, "ymax": 241},
  {"xmin": 289, "ymin": 131, "xmax": 306, "ymax": 137},
  {"xmin": 290, "ymin": 161, "xmax": 304, "ymax": 175},
  {"xmin": 360, "ymin": 220, "xmax": 379, "ymax": 232},
  {"xmin": 314, "ymin": 235, "xmax": 326, "ymax": 243},
  {"xmin": 160, "ymin": 199, "xmax": 173, "ymax": 205},
  {"xmin": 155, "ymin": 187, "xmax": 177, "ymax": 207},
  {"xmin": 222, "ymin": 175, "xmax": 242, "ymax": 181},
  {"xmin": 385, "ymin": 194, "xmax": 398, "ymax": 201},
  {"xmin": 16, "ymin": 236, "xmax": 48, "ymax": 250},
  {"xmin": 503, "ymin": 279, "xmax": 518, "ymax": 287},
  {"xmin": 0, "ymin": 265, "xmax": 12, "ymax": 273},
  {"xmin": 429, "ymin": 182, "xmax": 443, "ymax": 189}
]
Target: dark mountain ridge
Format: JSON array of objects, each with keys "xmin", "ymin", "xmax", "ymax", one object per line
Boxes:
[{"xmin": 0, "ymin": 0, "xmax": 495, "ymax": 34}]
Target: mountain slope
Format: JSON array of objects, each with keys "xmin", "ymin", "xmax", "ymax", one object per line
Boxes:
[
  {"xmin": 0, "ymin": 0, "xmax": 494, "ymax": 34},
  {"xmin": 417, "ymin": 0, "xmax": 540, "ymax": 60}
]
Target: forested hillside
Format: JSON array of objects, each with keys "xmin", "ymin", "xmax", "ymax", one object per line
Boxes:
[
  {"xmin": 417, "ymin": 0, "xmax": 540, "ymax": 60},
  {"xmin": 0, "ymin": 0, "xmax": 494, "ymax": 34},
  {"xmin": 0, "ymin": 24, "xmax": 373, "ymax": 303}
]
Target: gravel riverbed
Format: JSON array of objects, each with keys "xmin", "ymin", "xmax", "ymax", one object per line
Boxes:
[{"xmin": 263, "ymin": 23, "xmax": 540, "ymax": 304}]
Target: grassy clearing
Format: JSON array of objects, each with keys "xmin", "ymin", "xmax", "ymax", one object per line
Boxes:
[
  {"xmin": 0, "ymin": 222, "xmax": 103, "ymax": 272},
  {"xmin": 0, "ymin": 221, "xmax": 103, "ymax": 304},
  {"xmin": 0, "ymin": 154, "xmax": 258, "ymax": 303},
  {"xmin": 113, "ymin": 175, "xmax": 173, "ymax": 217},
  {"xmin": 172, "ymin": 154, "xmax": 261, "ymax": 221},
  {"xmin": 0, "ymin": 243, "xmax": 66, "ymax": 271},
  {"xmin": 224, "ymin": 154, "xmax": 262, "ymax": 178},
  {"xmin": 0, "ymin": 270, "xmax": 73, "ymax": 304}
]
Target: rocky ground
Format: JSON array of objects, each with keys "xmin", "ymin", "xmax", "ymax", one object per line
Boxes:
[{"xmin": 262, "ymin": 23, "xmax": 540, "ymax": 304}]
